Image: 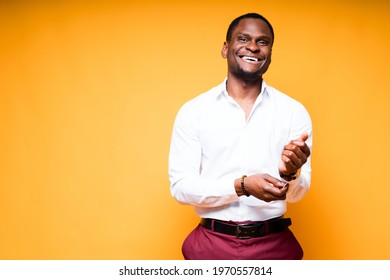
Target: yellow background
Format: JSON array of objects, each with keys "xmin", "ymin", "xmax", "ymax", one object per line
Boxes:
[{"xmin": 1, "ymin": 0, "xmax": 389, "ymax": 259}]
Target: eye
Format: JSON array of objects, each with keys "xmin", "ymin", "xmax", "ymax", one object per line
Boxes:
[
  {"xmin": 258, "ymin": 40, "xmax": 269, "ymax": 46},
  {"xmin": 237, "ymin": 37, "xmax": 249, "ymax": 43}
]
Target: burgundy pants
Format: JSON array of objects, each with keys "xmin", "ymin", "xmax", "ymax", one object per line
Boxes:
[{"xmin": 182, "ymin": 223, "xmax": 303, "ymax": 260}]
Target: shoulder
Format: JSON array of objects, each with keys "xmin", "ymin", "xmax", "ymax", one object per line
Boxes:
[
  {"xmin": 173, "ymin": 82, "xmax": 224, "ymax": 131},
  {"xmin": 265, "ymin": 83, "xmax": 310, "ymax": 115},
  {"xmin": 177, "ymin": 81, "xmax": 225, "ymax": 116}
]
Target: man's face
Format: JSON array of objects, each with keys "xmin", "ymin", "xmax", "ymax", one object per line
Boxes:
[{"xmin": 222, "ymin": 18, "xmax": 273, "ymax": 81}]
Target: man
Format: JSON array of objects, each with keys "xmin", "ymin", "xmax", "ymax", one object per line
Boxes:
[{"xmin": 168, "ymin": 13, "xmax": 312, "ymax": 260}]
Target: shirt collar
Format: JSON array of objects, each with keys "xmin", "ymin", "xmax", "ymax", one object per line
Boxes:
[{"xmin": 216, "ymin": 78, "xmax": 269, "ymax": 101}]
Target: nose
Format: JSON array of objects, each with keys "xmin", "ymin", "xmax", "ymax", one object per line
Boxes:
[{"xmin": 246, "ymin": 41, "xmax": 259, "ymax": 52}]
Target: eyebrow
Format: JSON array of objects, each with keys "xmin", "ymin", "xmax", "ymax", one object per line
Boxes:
[{"xmin": 237, "ymin": 32, "xmax": 272, "ymax": 40}]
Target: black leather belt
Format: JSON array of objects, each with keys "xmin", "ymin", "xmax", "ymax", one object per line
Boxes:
[{"xmin": 200, "ymin": 217, "xmax": 291, "ymax": 239}]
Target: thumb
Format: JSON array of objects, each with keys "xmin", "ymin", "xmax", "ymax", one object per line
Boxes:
[
  {"xmin": 300, "ymin": 131, "xmax": 309, "ymax": 142},
  {"xmin": 265, "ymin": 174, "xmax": 286, "ymax": 188}
]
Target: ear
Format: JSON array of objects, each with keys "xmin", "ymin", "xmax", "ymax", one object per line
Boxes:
[{"xmin": 221, "ymin": 42, "xmax": 228, "ymax": 59}]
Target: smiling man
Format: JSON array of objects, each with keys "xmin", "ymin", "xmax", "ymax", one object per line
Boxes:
[{"xmin": 169, "ymin": 13, "xmax": 312, "ymax": 260}]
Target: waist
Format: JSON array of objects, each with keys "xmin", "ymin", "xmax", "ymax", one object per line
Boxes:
[
  {"xmin": 194, "ymin": 201, "xmax": 286, "ymax": 220},
  {"xmin": 200, "ymin": 217, "xmax": 291, "ymax": 239}
]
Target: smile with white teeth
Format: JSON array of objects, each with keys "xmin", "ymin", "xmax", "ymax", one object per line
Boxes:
[{"xmin": 242, "ymin": 56, "xmax": 260, "ymax": 62}]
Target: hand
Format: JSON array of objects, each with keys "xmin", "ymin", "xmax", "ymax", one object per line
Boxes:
[
  {"xmin": 236, "ymin": 174, "xmax": 289, "ymax": 202},
  {"xmin": 278, "ymin": 132, "xmax": 311, "ymax": 180}
]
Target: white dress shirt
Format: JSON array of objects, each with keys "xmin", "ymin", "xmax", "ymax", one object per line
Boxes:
[{"xmin": 169, "ymin": 79, "xmax": 312, "ymax": 222}]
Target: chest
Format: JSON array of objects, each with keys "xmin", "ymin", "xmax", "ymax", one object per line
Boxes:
[{"xmin": 197, "ymin": 102, "xmax": 290, "ymax": 162}]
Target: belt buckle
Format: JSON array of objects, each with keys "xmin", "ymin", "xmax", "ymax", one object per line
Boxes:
[
  {"xmin": 236, "ymin": 223, "xmax": 265, "ymax": 239},
  {"xmin": 235, "ymin": 224, "xmax": 253, "ymax": 239},
  {"xmin": 235, "ymin": 225, "xmax": 246, "ymax": 239}
]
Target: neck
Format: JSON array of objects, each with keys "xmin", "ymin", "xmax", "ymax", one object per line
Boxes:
[
  {"xmin": 226, "ymin": 74, "xmax": 263, "ymax": 121},
  {"xmin": 226, "ymin": 74, "xmax": 263, "ymax": 102}
]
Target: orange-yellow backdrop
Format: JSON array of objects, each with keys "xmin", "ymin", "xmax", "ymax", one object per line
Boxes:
[{"xmin": 1, "ymin": 0, "xmax": 389, "ymax": 259}]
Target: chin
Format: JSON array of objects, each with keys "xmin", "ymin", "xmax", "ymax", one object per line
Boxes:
[{"xmin": 237, "ymin": 69, "xmax": 263, "ymax": 81}]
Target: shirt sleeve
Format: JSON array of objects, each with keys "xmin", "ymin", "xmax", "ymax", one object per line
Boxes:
[
  {"xmin": 285, "ymin": 103, "xmax": 313, "ymax": 203},
  {"xmin": 168, "ymin": 102, "xmax": 239, "ymax": 208}
]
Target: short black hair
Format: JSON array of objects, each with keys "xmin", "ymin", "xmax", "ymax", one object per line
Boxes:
[{"xmin": 226, "ymin": 13, "xmax": 274, "ymax": 43}]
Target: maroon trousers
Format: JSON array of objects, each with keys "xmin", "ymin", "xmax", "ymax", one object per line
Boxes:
[{"xmin": 182, "ymin": 223, "xmax": 303, "ymax": 260}]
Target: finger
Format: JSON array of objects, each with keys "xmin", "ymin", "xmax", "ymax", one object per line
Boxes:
[
  {"xmin": 300, "ymin": 131, "xmax": 309, "ymax": 141},
  {"xmin": 279, "ymin": 184, "xmax": 289, "ymax": 200},
  {"xmin": 290, "ymin": 139, "xmax": 311, "ymax": 157},
  {"xmin": 279, "ymin": 191, "xmax": 287, "ymax": 200},
  {"xmin": 299, "ymin": 142, "xmax": 311, "ymax": 157},
  {"xmin": 260, "ymin": 182, "xmax": 288, "ymax": 201},
  {"xmin": 269, "ymin": 185, "xmax": 288, "ymax": 200},
  {"xmin": 281, "ymin": 156, "xmax": 296, "ymax": 176},
  {"xmin": 286, "ymin": 133, "xmax": 308, "ymax": 146},
  {"xmin": 290, "ymin": 139, "xmax": 306, "ymax": 148},
  {"xmin": 263, "ymin": 174, "xmax": 286, "ymax": 188},
  {"xmin": 262, "ymin": 185, "xmax": 285, "ymax": 199},
  {"xmin": 282, "ymin": 150, "xmax": 306, "ymax": 169},
  {"xmin": 283, "ymin": 143, "xmax": 309, "ymax": 165}
]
